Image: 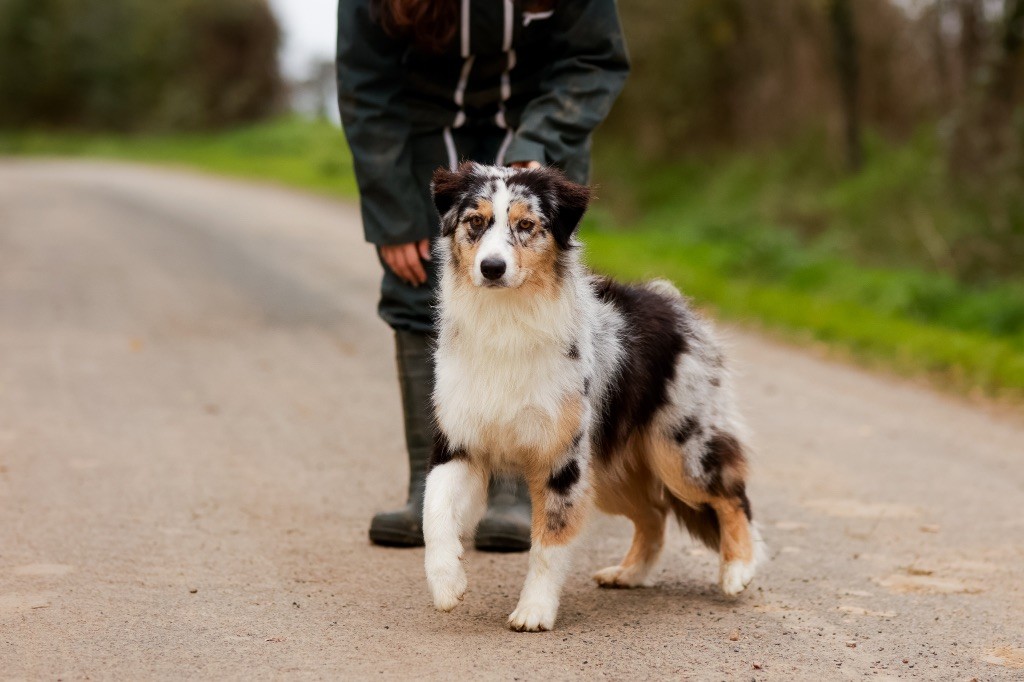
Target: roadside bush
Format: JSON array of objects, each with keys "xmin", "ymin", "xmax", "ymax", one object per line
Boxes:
[{"xmin": 0, "ymin": 0, "xmax": 282, "ymax": 130}]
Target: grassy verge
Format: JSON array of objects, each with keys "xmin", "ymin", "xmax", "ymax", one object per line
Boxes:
[
  {"xmin": 587, "ymin": 132, "xmax": 1024, "ymax": 401},
  {"xmin": 3, "ymin": 118, "xmax": 1022, "ymax": 401},
  {"xmin": 0, "ymin": 118, "xmax": 358, "ymax": 198}
]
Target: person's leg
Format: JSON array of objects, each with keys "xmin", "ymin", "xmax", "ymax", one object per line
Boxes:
[
  {"xmin": 367, "ymin": 208, "xmax": 438, "ymax": 547},
  {"xmin": 367, "ymin": 327, "xmax": 435, "ymax": 546}
]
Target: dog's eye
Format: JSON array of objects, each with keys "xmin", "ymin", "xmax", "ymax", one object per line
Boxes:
[
  {"xmin": 517, "ymin": 219, "xmax": 535, "ymax": 233},
  {"xmin": 467, "ymin": 215, "xmax": 485, "ymax": 230}
]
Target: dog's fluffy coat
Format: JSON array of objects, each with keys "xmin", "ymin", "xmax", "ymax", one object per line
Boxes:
[{"xmin": 424, "ymin": 163, "xmax": 764, "ymax": 632}]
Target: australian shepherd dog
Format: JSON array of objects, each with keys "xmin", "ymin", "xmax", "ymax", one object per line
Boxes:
[{"xmin": 423, "ymin": 163, "xmax": 765, "ymax": 632}]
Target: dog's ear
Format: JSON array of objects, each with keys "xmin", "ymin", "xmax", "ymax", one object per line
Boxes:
[
  {"xmin": 431, "ymin": 162, "xmax": 476, "ymax": 236},
  {"xmin": 549, "ymin": 174, "xmax": 591, "ymax": 249}
]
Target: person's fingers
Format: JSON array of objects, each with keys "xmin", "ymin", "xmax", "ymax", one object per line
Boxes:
[
  {"xmin": 406, "ymin": 243, "xmax": 428, "ymax": 285},
  {"xmin": 508, "ymin": 160, "xmax": 541, "ymax": 169},
  {"xmin": 381, "ymin": 242, "xmax": 429, "ymax": 286},
  {"xmin": 382, "ymin": 246, "xmax": 411, "ymax": 285},
  {"xmin": 394, "ymin": 247, "xmax": 416, "ymax": 285}
]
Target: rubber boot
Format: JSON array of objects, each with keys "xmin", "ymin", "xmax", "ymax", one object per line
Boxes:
[
  {"xmin": 475, "ymin": 476, "xmax": 532, "ymax": 552},
  {"xmin": 368, "ymin": 330, "xmax": 434, "ymax": 547}
]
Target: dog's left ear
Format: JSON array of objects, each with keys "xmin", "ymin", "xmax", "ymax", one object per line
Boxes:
[
  {"xmin": 431, "ymin": 162, "xmax": 476, "ymax": 236},
  {"xmin": 549, "ymin": 175, "xmax": 591, "ymax": 249}
]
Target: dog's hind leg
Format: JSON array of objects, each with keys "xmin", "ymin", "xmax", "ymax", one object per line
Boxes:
[
  {"xmin": 592, "ymin": 503, "xmax": 667, "ymax": 589},
  {"xmin": 508, "ymin": 450, "xmax": 593, "ymax": 632},
  {"xmin": 646, "ymin": 430, "xmax": 763, "ymax": 596},
  {"xmin": 710, "ymin": 492, "xmax": 763, "ymax": 596},
  {"xmin": 423, "ymin": 453, "xmax": 488, "ymax": 612},
  {"xmin": 592, "ymin": 457, "xmax": 669, "ymax": 588}
]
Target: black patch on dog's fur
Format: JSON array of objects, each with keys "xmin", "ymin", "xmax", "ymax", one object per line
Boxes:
[
  {"xmin": 667, "ymin": 497, "xmax": 722, "ymax": 551},
  {"xmin": 672, "ymin": 416, "xmax": 700, "ymax": 444},
  {"xmin": 737, "ymin": 485, "xmax": 753, "ymax": 521},
  {"xmin": 507, "ymin": 167, "xmax": 590, "ymax": 249},
  {"xmin": 547, "ymin": 458, "xmax": 580, "ymax": 495},
  {"xmin": 701, "ymin": 430, "xmax": 745, "ymax": 496},
  {"xmin": 583, "ymin": 377, "xmax": 591, "ymax": 395},
  {"xmin": 591, "ymin": 277, "xmax": 689, "ymax": 458},
  {"xmin": 431, "ymin": 163, "xmax": 490, "ymax": 237},
  {"xmin": 710, "ymin": 376, "xmax": 721, "ymax": 388},
  {"xmin": 429, "ymin": 430, "xmax": 466, "ymax": 470},
  {"xmin": 567, "ymin": 342, "xmax": 580, "ymax": 360}
]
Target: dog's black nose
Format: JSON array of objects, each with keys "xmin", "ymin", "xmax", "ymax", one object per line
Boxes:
[{"xmin": 480, "ymin": 258, "xmax": 506, "ymax": 281}]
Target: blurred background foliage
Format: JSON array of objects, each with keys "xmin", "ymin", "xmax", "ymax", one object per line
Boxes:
[
  {"xmin": 0, "ymin": 0, "xmax": 282, "ymax": 130},
  {"xmin": 1, "ymin": 0, "xmax": 1023, "ymax": 398},
  {"xmin": 599, "ymin": 0, "xmax": 1024, "ymax": 284}
]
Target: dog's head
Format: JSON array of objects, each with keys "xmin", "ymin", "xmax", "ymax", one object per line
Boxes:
[{"xmin": 431, "ymin": 162, "xmax": 590, "ymax": 292}]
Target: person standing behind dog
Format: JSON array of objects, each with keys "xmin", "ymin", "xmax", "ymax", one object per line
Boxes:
[{"xmin": 337, "ymin": 0, "xmax": 629, "ymax": 551}]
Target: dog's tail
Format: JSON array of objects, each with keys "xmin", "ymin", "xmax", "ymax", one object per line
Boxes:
[{"xmin": 666, "ymin": 494, "xmax": 721, "ymax": 551}]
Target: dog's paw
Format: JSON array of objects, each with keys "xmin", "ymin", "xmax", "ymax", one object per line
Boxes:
[
  {"xmin": 426, "ymin": 555, "xmax": 467, "ymax": 612},
  {"xmin": 592, "ymin": 564, "xmax": 649, "ymax": 589},
  {"xmin": 508, "ymin": 599, "xmax": 557, "ymax": 632},
  {"xmin": 719, "ymin": 559, "xmax": 756, "ymax": 596}
]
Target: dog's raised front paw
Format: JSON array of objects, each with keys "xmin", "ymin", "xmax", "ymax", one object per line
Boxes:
[{"xmin": 508, "ymin": 600, "xmax": 557, "ymax": 632}]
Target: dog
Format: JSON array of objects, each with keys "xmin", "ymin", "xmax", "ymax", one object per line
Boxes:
[{"xmin": 423, "ymin": 162, "xmax": 764, "ymax": 632}]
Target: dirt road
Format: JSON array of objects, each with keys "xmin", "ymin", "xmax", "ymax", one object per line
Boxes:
[{"xmin": 1, "ymin": 160, "xmax": 1022, "ymax": 680}]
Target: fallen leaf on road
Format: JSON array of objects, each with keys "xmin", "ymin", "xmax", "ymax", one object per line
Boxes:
[
  {"xmin": 983, "ymin": 647, "xmax": 1024, "ymax": 669},
  {"xmin": 875, "ymin": 573, "xmax": 981, "ymax": 595}
]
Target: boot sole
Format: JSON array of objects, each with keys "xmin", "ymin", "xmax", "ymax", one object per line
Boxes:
[
  {"xmin": 474, "ymin": 532, "xmax": 531, "ymax": 553},
  {"xmin": 369, "ymin": 525, "xmax": 424, "ymax": 548}
]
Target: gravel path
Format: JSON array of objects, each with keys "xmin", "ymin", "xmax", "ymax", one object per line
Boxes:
[{"xmin": 1, "ymin": 160, "xmax": 1022, "ymax": 680}]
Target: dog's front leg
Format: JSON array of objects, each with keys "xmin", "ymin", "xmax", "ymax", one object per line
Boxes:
[
  {"xmin": 509, "ymin": 448, "xmax": 591, "ymax": 632},
  {"xmin": 423, "ymin": 451, "xmax": 487, "ymax": 612}
]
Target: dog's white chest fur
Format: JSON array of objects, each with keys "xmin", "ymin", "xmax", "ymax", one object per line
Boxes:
[{"xmin": 433, "ymin": 287, "xmax": 586, "ymax": 462}]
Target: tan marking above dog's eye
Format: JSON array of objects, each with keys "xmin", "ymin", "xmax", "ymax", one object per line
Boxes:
[{"xmin": 517, "ymin": 219, "xmax": 535, "ymax": 232}]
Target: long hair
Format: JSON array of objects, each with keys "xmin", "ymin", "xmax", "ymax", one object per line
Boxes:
[
  {"xmin": 373, "ymin": 0, "xmax": 557, "ymax": 53},
  {"xmin": 372, "ymin": 0, "xmax": 460, "ymax": 53}
]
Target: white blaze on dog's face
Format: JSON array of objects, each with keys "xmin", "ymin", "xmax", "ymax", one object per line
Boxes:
[{"xmin": 431, "ymin": 163, "xmax": 590, "ymax": 294}]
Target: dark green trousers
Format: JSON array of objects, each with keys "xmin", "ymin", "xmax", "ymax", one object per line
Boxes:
[{"xmin": 378, "ymin": 124, "xmax": 510, "ymax": 333}]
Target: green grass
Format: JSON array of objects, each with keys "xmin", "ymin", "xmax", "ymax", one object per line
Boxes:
[
  {"xmin": 3, "ymin": 118, "xmax": 1023, "ymax": 401},
  {"xmin": 0, "ymin": 117, "xmax": 359, "ymax": 198},
  {"xmin": 587, "ymin": 132, "xmax": 1024, "ymax": 400}
]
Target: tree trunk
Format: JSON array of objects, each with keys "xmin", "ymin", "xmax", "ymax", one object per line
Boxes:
[
  {"xmin": 830, "ymin": 0, "xmax": 862, "ymax": 172},
  {"xmin": 957, "ymin": 0, "xmax": 983, "ymax": 87}
]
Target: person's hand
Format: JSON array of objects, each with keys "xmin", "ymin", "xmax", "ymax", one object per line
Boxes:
[
  {"xmin": 380, "ymin": 239, "xmax": 431, "ymax": 286},
  {"xmin": 508, "ymin": 160, "xmax": 541, "ymax": 169}
]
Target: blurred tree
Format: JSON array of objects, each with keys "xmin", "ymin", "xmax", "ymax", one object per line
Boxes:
[
  {"xmin": 950, "ymin": 0, "xmax": 1024, "ymax": 176},
  {"xmin": 0, "ymin": 0, "xmax": 283, "ymax": 130},
  {"xmin": 829, "ymin": 0, "xmax": 863, "ymax": 171},
  {"xmin": 604, "ymin": 0, "xmax": 942, "ymax": 161}
]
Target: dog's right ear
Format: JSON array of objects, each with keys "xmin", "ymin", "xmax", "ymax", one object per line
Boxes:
[{"xmin": 431, "ymin": 163, "xmax": 475, "ymax": 236}]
